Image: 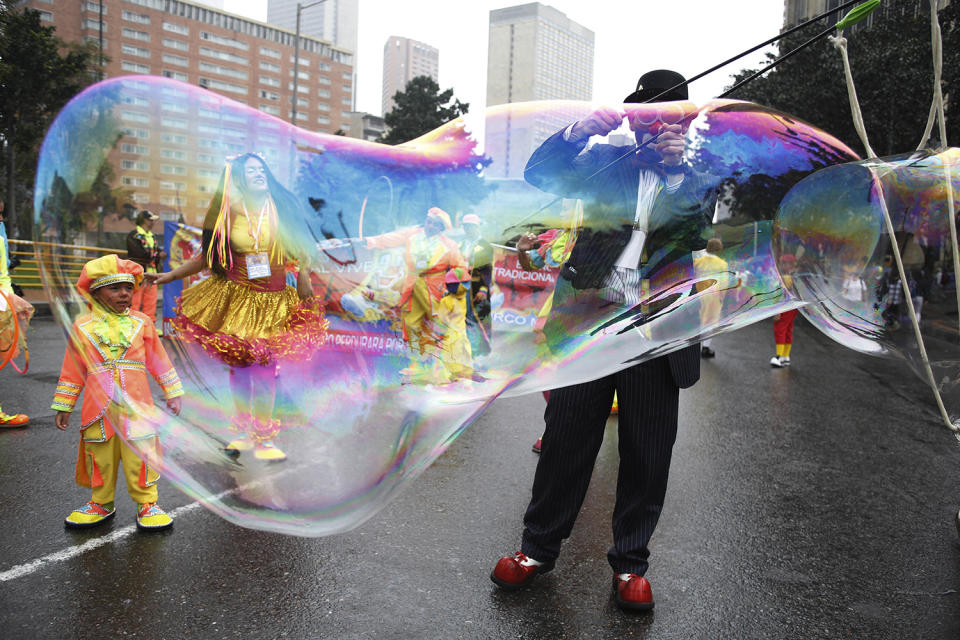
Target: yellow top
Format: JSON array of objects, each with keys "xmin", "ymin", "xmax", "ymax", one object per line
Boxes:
[{"xmin": 230, "ymin": 208, "xmax": 274, "ymax": 254}]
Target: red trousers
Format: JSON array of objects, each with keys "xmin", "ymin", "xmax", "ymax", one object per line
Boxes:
[
  {"xmin": 774, "ymin": 309, "xmax": 798, "ymax": 344},
  {"xmin": 131, "ymin": 282, "xmax": 158, "ymax": 325}
]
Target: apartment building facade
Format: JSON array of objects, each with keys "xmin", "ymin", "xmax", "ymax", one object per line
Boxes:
[{"xmin": 25, "ymin": 0, "xmax": 354, "ymax": 225}]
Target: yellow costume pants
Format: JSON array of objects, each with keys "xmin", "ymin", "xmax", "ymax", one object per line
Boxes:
[
  {"xmin": 403, "ymin": 279, "xmax": 436, "ymax": 355},
  {"xmin": 81, "ymin": 427, "xmax": 160, "ymax": 505}
]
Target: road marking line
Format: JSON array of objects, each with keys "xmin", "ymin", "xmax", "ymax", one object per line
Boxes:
[
  {"xmin": 0, "ymin": 460, "xmax": 305, "ymax": 583},
  {"xmin": 0, "ymin": 500, "xmax": 206, "ymax": 582}
]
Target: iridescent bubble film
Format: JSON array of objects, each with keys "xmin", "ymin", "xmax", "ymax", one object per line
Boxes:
[
  {"xmin": 35, "ymin": 76, "xmax": 861, "ymax": 535},
  {"xmin": 774, "ymin": 148, "xmax": 960, "ymax": 421}
]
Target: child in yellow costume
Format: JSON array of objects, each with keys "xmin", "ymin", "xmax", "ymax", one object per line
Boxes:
[
  {"xmin": 434, "ymin": 267, "xmax": 483, "ymax": 383},
  {"xmin": 53, "ymin": 255, "xmax": 184, "ymax": 530}
]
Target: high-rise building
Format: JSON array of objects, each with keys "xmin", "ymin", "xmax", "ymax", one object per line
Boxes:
[
  {"xmin": 381, "ymin": 36, "xmax": 439, "ymax": 116},
  {"xmin": 267, "ymin": 0, "xmax": 359, "ymax": 55},
  {"xmin": 485, "ymin": 2, "xmax": 594, "ymax": 178},
  {"xmin": 26, "ymin": 0, "xmax": 355, "ymax": 226}
]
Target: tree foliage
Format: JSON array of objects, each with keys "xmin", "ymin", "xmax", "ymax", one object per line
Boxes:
[
  {"xmin": 379, "ymin": 75, "xmax": 469, "ymax": 145},
  {"xmin": 0, "ymin": 1, "xmax": 99, "ymax": 235},
  {"xmin": 727, "ymin": 0, "xmax": 959, "ymax": 158}
]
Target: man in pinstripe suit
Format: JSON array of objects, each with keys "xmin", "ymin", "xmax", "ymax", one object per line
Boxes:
[{"xmin": 491, "ymin": 70, "xmax": 715, "ymax": 612}]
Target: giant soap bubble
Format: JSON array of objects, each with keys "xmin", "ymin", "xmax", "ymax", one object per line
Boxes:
[
  {"xmin": 34, "ymin": 76, "xmax": 860, "ymax": 535},
  {"xmin": 774, "ymin": 148, "xmax": 960, "ymax": 422}
]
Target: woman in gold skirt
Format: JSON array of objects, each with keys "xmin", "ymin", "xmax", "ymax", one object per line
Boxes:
[{"xmin": 152, "ymin": 153, "xmax": 326, "ymax": 461}]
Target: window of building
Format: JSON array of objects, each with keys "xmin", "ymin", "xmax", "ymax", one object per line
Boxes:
[
  {"xmin": 131, "ymin": 193, "xmax": 149, "ymax": 203},
  {"xmin": 162, "ymin": 133, "xmax": 187, "ymax": 144},
  {"xmin": 162, "ymin": 38, "xmax": 188, "ymax": 51},
  {"xmin": 342, "ymin": 98, "xmax": 352, "ymax": 106},
  {"xmin": 287, "ymin": 83, "xmax": 308, "ymax": 94},
  {"xmin": 197, "ymin": 168, "xmax": 220, "ymax": 178},
  {"xmin": 316, "ymin": 102, "xmax": 330, "ymax": 111},
  {"xmin": 259, "ymin": 90, "xmax": 279, "ymax": 101},
  {"xmin": 161, "ymin": 102, "xmax": 187, "ymax": 113},
  {"xmin": 199, "ymin": 61, "xmax": 248, "ymax": 81},
  {"xmin": 316, "ymin": 89, "xmax": 331, "ymax": 98},
  {"xmin": 121, "ymin": 61, "xmax": 150, "ymax": 73},
  {"xmin": 200, "ymin": 32, "xmax": 248, "ymax": 50},
  {"xmin": 289, "ymin": 69, "xmax": 309, "ymax": 80},
  {"xmin": 161, "ymin": 149, "xmax": 187, "ymax": 160},
  {"xmin": 160, "ymin": 181, "xmax": 187, "ymax": 191},
  {"xmin": 161, "ymin": 117, "xmax": 187, "ymax": 129},
  {"xmin": 317, "ymin": 116, "xmax": 330, "ymax": 125},
  {"xmin": 317, "ymin": 76, "xmax": 331, "ymax": 85},
  {"xmin": 161, "ymin": 164, "xmax": 187, "ymax": 175},
  {"xmin": 85, "ymin": 18, "xmax": 106, "ymax": 30},
  {"xmin": 121, "ymin": 143, "xmax": 149, "ymax": 154},
  {"xmin": 122, "ymin": 10, "xmax": 150, "ymax": 25},
  {"xmin": 197, "ymin": 153, "xmax": 217, "ymax": 164},
  {"xmin": 199, "ymin": 47, "xmax": 247, "ymax": 65},
  {"xmin": 122, "ymin": 44, "xmax": 150, "ymax": 58},
  {"xmin": 198, "ymin": 77, "xmax": 247, "ymax": 95},
  {"xmin": 289, "ymin": 55, "xmax": 309, "ymax": 67},
  {"xmin": 121, "ymin": 111, "xmax": 150, "ymax": 123},
  {"xmin": 259, "ymin": 61, "xmax": 280, "ymax": 73},
  {"xmin": 260, "ymin": 46, "xmax": 280, "ymax": 59},
  {"xmin": 122, "ymin": 27, "xmax": 149, "ymax": 42},
  {"xmin": 122, "ymin": 176, "xmax": 149, "ymax": 187},
  {"xmin": 122, "ymin": 95, "xmax": 149, "ymax": 107},
  {"xmin": 162, "ymin": 21, "xmax": 189, "ymax": 35},
  {"xmin": 259, "ymin": 75, "xmax": 280, "ymax": 87},
  {"xmin": 161, "ymin": 70, "xmax": 188, "ymax": 82},
  {"xmin": 121, "ymin": 159, "xmax": 149, "ymax": 171},
  {"xmin": 37, "ymin": 10, "xmax": 53, "ymax": 22},
  {"xmin": 162, "ymin": 53, "xmax": 188, "ymax": 67}
]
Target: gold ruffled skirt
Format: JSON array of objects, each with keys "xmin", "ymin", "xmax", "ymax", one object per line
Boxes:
[{"xmin": 174, "ymin": 275, "xmax": 326, "ymax": 367}]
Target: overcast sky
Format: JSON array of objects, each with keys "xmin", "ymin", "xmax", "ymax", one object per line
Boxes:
[{"xmin": 221, "ymin": 1, "xmax": 787, "ymax": 116}]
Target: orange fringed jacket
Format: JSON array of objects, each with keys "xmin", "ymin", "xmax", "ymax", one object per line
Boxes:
[
  {"xmin": 52, "ymin": 310, "xmax": 184, "ymax": 486},
  {"xmin": 365, "ymin": 227, "xmax": 465, "ymax": 309}
]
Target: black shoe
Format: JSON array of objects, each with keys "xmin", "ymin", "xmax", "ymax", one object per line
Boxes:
[{"xmin": 700, "ymin": 346, "xmax": 715, "ymax": 359}]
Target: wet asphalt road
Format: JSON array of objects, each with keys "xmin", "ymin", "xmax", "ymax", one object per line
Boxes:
[{"xmin": 1, "ymin": 316, "xmax": 959, "ymax": 639}]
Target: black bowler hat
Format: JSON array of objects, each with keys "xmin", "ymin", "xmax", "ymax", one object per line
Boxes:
[{"xmin": 624, "ymin": 69, "xmax": 688, "ymax": 103}]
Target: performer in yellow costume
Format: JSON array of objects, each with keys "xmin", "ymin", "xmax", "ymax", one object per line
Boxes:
[
  {"xmin": 693, "ymin": 237, "xmax": 729, "ymax": 359},
  {"xmin": 153, "ymin": 153, "xmax": 326, "ymax": 461},
  {"xmin": 434, "ymin": 267, "xmax": 481, "ymax": 383},
  {"xmin": 0, "ymin": 200, "xmax": 32, "ymax": 426},
  {"xmin": 53, "ymin": 255, "xmax": 184, "ymax": 530},
  {"xmin": 365, "ymin": 207, "xmax": 465, "ymax": 383}
]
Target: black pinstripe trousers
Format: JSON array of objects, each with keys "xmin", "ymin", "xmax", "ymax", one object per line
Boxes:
[{"xmin": 520, "ymin": 355, "xmax": 679, "ymax": 576}]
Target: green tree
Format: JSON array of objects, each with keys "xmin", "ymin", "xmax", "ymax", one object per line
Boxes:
[
  {"xmin": 727, "ymin": 0, "xmax": 959, "ymax": 158},
  {"xmin": 379, "ymin": 75, "xmax": 469, "ymax": 145},
  {"xmin": 0, "ymin": 1, "xmax": 99, "ymax": 236}
]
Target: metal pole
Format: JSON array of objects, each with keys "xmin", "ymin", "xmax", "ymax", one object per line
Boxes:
[
  {"xmin": 98, "ymin": 1, "xmax": 104, "ymax": 80},
  {"xmin": 291, "ymin": 1, "xmax": 327, "ymax": 124},
  {"xmin": 292, "ymin": 3, "xmax": 302, "ymax": 124}
]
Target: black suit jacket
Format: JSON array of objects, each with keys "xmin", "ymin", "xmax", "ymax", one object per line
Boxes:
[{"xmin": 524, "ymin": 130, "xmax": 716, "ymax": 389}]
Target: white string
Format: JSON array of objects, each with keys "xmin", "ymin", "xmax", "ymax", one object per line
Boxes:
[{"xmin": 830, "ymin": 17, "xmax": 957, "ymax": 431}]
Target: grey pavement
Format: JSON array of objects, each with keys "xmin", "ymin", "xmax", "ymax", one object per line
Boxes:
[{"xmin": 1, "ymin": 316, "xmax": 959, "ymax": 639}]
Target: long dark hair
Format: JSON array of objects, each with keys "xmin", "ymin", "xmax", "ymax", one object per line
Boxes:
[{"xmin": 201, "ymin": 153, "xmax": 315, "ymax": 276}]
